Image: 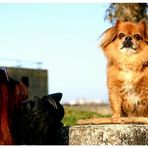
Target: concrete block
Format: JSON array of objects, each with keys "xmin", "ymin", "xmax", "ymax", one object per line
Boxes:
[{"xmin": 56, "ymin": 125, "xmax": 148, "ymax": 145}]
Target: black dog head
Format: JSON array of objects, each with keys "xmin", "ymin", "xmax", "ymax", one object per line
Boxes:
[{"xmin": 42, "ymin": 93, "xmax": 64, "ymax": 124}]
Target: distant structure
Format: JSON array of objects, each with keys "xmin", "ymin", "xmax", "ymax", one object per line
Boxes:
[
  {"xmin": 0, "ymin": 58, "xmax": 43, "ymax": 69},
  {"xmin": 66, "ymin": 98, "xmax": 103, "ymax": 106},
  {"xmin": 6, "ymin": 67, "xmax": 48, "ymax": 99}
]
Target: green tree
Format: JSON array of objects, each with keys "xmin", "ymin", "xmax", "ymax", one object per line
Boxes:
[{"xmin": 105, "ymin": 3, "xmax": 148, "ymax": 24}]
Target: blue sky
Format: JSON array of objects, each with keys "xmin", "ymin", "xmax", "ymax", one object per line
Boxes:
[{"xmin": 0, "ymin": 3, "xmax": 111, "ymax": 103}]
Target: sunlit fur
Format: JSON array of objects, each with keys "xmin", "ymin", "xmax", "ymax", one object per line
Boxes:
[
  {"xmin": 77, "ymin": 20, "xmax": 148, "ymax": 125},
  {"xmin": 0, "ymin": 81, "xmax": 28, "ymax": 144},
  {"xmin": 100, "ymin": 20, "xmax": 148, "ymax": 118}
]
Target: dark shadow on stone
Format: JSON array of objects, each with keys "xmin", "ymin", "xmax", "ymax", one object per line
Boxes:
[{"xmin": 51, "ymin": 126, "xmax": 70, "ymax": 145}]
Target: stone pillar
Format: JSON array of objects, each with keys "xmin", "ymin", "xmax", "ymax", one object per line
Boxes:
[{"xmin": 56, "ymin": 125, "xmax": 148, "ymax": 145}]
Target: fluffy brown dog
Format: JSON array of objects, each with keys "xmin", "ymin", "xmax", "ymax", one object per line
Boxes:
[{"xmin": 77, "ymin": 20, "xmax": 148, "ymax": 125}]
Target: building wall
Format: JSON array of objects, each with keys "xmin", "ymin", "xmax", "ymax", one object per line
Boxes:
[{"xmin": 6, "ymin": 67, "xmax": 48, "ymax": 99}]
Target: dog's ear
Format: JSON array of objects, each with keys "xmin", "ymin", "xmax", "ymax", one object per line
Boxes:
[
  {"xmin": 100, "ymin": 21, "xmax": 120, "ymax": 49},
  {"xmin": 115, "ymin": 20, "xmax": 121, "ymax": 28},
  {"xmin": 139, "ymin": 19, "xmax": 147, "ymax": 41}
]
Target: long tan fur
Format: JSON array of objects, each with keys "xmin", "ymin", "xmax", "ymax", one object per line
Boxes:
[{"xmin": 77, "ymin": 20, "xmax": 148, "ymax": 125}]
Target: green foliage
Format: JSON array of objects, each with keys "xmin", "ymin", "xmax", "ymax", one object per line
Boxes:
[
  {"xmin": 62, "ymin": 106, "xmax": 111, "ymax": 126},
  {"xmin": 105, "ymin": 3, "xmax": 148, "ymax": 24}
]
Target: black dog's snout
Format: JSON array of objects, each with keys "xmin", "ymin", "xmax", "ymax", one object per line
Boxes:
[{"xmin": 125, "ymin": 36, "xmax": 132, "ymax": 41}]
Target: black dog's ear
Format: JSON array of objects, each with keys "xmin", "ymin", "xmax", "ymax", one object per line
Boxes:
[
  {"xmin": 42, "ymin": 93, "xmax": 63, "ymax": 109},
  {"xmin": 49, "ymin": 93, "xmax": 63, "ymax": 103},
  {"xmin": 42, "ymin": 93, "xmax": 64, "ymax": 122}
]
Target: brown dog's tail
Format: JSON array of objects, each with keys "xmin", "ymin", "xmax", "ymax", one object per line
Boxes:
[{"xmin": 77, "ymin": 117, "xmax": 148, "ymax": 125}]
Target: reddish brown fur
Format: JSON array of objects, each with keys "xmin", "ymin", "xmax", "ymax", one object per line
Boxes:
[
  {"xmin": 0, "ymin": 81, "xmax": 28, "ymax": 144},
  {"xmin": 77, "ymin": 20, "xmax": 148, "ymax": 125}
]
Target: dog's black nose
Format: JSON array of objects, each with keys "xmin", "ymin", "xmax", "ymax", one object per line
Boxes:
[
  {"xmin": 122, "ymin": 36, "xmax": 133, "ymax": 49},
  {"xmin": 125, "ymin": 36, "xmax": 132, "ymax": 41}
]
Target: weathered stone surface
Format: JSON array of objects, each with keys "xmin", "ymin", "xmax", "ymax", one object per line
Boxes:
[{"xmin": 55, "ymin": 125, "xmax": 148, "ymax": 145}]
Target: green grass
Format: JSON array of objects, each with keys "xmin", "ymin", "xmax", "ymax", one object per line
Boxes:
[{"xmin": 62, "ymin": 106, "xmax": 111, "ymax": 126}]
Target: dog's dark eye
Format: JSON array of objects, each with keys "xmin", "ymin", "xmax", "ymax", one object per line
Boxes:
[
  {"xmin": 118, "ymin": 33, "xmax": 125, "ymax": 39},
  {"xmin": 133, "ymin": 34, "xmax": 143, "ymax": 41}
]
